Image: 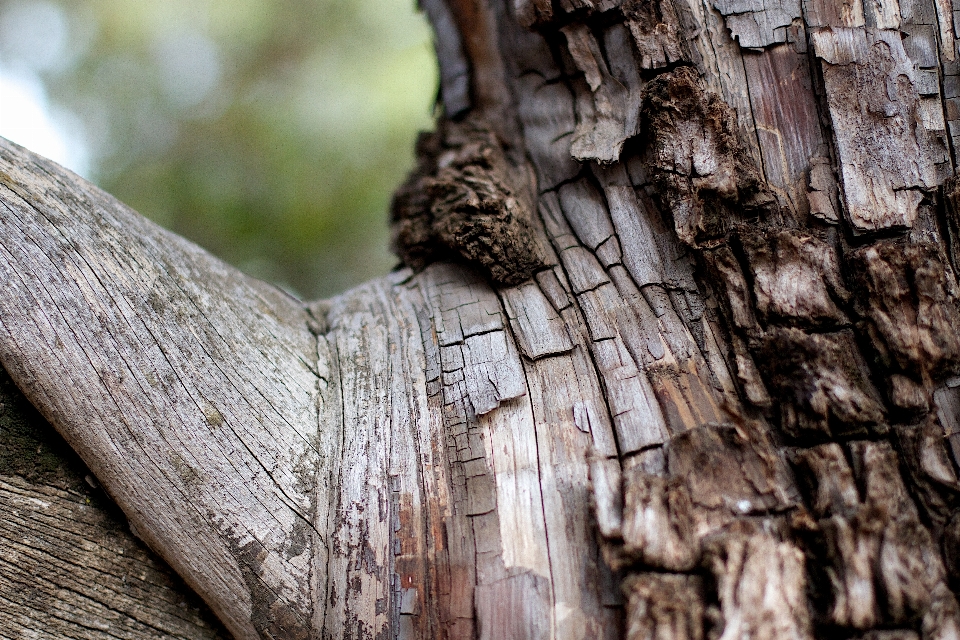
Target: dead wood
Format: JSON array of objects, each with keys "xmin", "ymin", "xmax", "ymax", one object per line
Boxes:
[{"xmin": 2, "ymin": 0, "xmax": 960, "ymax": 637}]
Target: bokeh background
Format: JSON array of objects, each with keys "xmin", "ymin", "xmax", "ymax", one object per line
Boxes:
[{"xmin": 0, "ymin": 0, "xmax": 438, "ymax": 299}]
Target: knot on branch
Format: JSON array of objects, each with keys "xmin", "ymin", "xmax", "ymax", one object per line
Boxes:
[{"xmin": 390, "ymin": 117, "xmax": 549, "ymax": 286}]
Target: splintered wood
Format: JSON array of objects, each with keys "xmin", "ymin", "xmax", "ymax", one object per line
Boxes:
[
  {"xmin": 2, "ymin": 0, "xmax": 960, "ymax": 637},
  {"xmin": 812, "ymin": 27, "xmax": 949, "ymax": 232},
  {"xmin": 499, "ymin": 0, "xmax": 959, "ymax": 637},
  {"xmin": 713, "ymin": 0, "xmax": 803, "ymax": 48}
]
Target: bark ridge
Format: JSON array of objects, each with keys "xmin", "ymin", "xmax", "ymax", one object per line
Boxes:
[{"xmin": 1, "ymin": 0, "xmax": 960, "ymax": 637}]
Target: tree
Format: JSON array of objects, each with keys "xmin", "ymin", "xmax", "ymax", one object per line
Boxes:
[
  {"xmin": 0, "ymin": 0, "xmax": 437, "ymax": 300},
  {"xmin": 1, "ymin": 0, "xmax": 959, "ymax": 638}
]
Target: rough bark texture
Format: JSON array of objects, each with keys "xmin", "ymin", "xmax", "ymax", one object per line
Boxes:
[
  {"xmin": 1, "ymin": 0, "xmax": 960, "ymax": 638},
  {"xmin": 0, "ymin": 363, "xmax": 228, "ymax": 639}
]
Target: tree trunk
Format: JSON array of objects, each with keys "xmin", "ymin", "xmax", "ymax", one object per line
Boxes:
[{"xmin": 1, "ymin": 0, "xmax": 960, "ymax": 638}]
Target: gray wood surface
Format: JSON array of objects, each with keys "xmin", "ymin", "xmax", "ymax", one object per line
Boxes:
[
  {"xmin": 0, "ymin": 363, "xmax": 227, "ymax": 640},
  {"xmin": 2, "ymin": 0, "xmax": 960, "ymax": 636}
]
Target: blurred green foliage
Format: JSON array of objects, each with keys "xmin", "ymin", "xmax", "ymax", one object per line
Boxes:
[{"xmin": 0, "ymin": 0, "xmax": 438, "ymax": 298}]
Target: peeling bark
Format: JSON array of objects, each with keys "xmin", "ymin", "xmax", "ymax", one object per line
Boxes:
[{"xmin": 2, "ymin": 0, "xmax": 960, "ymax": 636}]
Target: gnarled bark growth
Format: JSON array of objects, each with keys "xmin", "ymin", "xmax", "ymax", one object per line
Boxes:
[{"xmin": 1, "ymin": 0, "xmax": 960, "ymax": 638}]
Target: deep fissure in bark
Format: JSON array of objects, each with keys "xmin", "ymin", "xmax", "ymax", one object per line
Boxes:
[
  {"xmin": 392, "ymin": 0, "xmax": 960, "ymax": 637},
  {"xmin": 2, "ymin": 0, "xmax": 960, "ymax": 638}
]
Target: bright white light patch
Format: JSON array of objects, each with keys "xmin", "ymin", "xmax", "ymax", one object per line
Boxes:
[
  {"xmin": 151, "ymin": 29, "xmax": 222, "ymax": 109},
  {"xmin": 0, "ymin": 70, "xmax": 89, "ymax": 176},
  {"xmin": 0, "ymin": 0, "xmax": 69, "ymax": 73}
]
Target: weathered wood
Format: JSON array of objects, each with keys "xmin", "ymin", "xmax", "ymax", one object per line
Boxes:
[
  {"xmin": 0, "ymin": 144, "xmax": 331, "ymax": 640},
  {"xmin": 712, "ymin": 0, "xmax": 802, "ymax": 48},
  {"xmin": 741, "ymin": 43, "xmax": 826, "ymax": 219},
  {"xmin": 3, "ymin": 0, "xmax": 960, "ymax": 635},
  {"xmin": 0, "ymin": 363, "xmax": 228, "ymax": 640},
  {"xmin": 421, "ymin": 0, "xmax": 472, "ymax": 117},
  {"xmin": 561, "ymin": 22, "xmax": 633, "ymax": 163},
  {"xmin": 622, "ymin": 573, "xmax": 703, "ymax": 640},
  {"xmin": 812, "ymin": 26, "xmax": 949, "ymax": 232}
]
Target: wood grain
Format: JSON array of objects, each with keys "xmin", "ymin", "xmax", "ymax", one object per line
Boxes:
[
  {"xmin": 0, "ymin": 364, "xmax": 227, "ymax": 640},
  {"xmin": 2, "ymin": 0, "xmax": 960, "ymax": 635}
]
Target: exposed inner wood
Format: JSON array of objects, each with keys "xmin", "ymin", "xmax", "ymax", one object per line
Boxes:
[{"xmin": 1, "ymin": 0, "xmax": 960, "ymax": 638}]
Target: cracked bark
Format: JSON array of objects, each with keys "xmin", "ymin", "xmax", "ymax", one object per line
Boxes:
[{"xmin": 1, "ymin": 0, "xmax": 960, "ymax": 638}]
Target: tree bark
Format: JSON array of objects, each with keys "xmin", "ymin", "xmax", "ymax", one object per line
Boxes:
[
  {"xmin": 0, "ymin": 363, "xmax": 229, "ymax": 639},
  {"xmin": 1, "ymin": 0, "xmax": 960, "ymax": 638}
]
